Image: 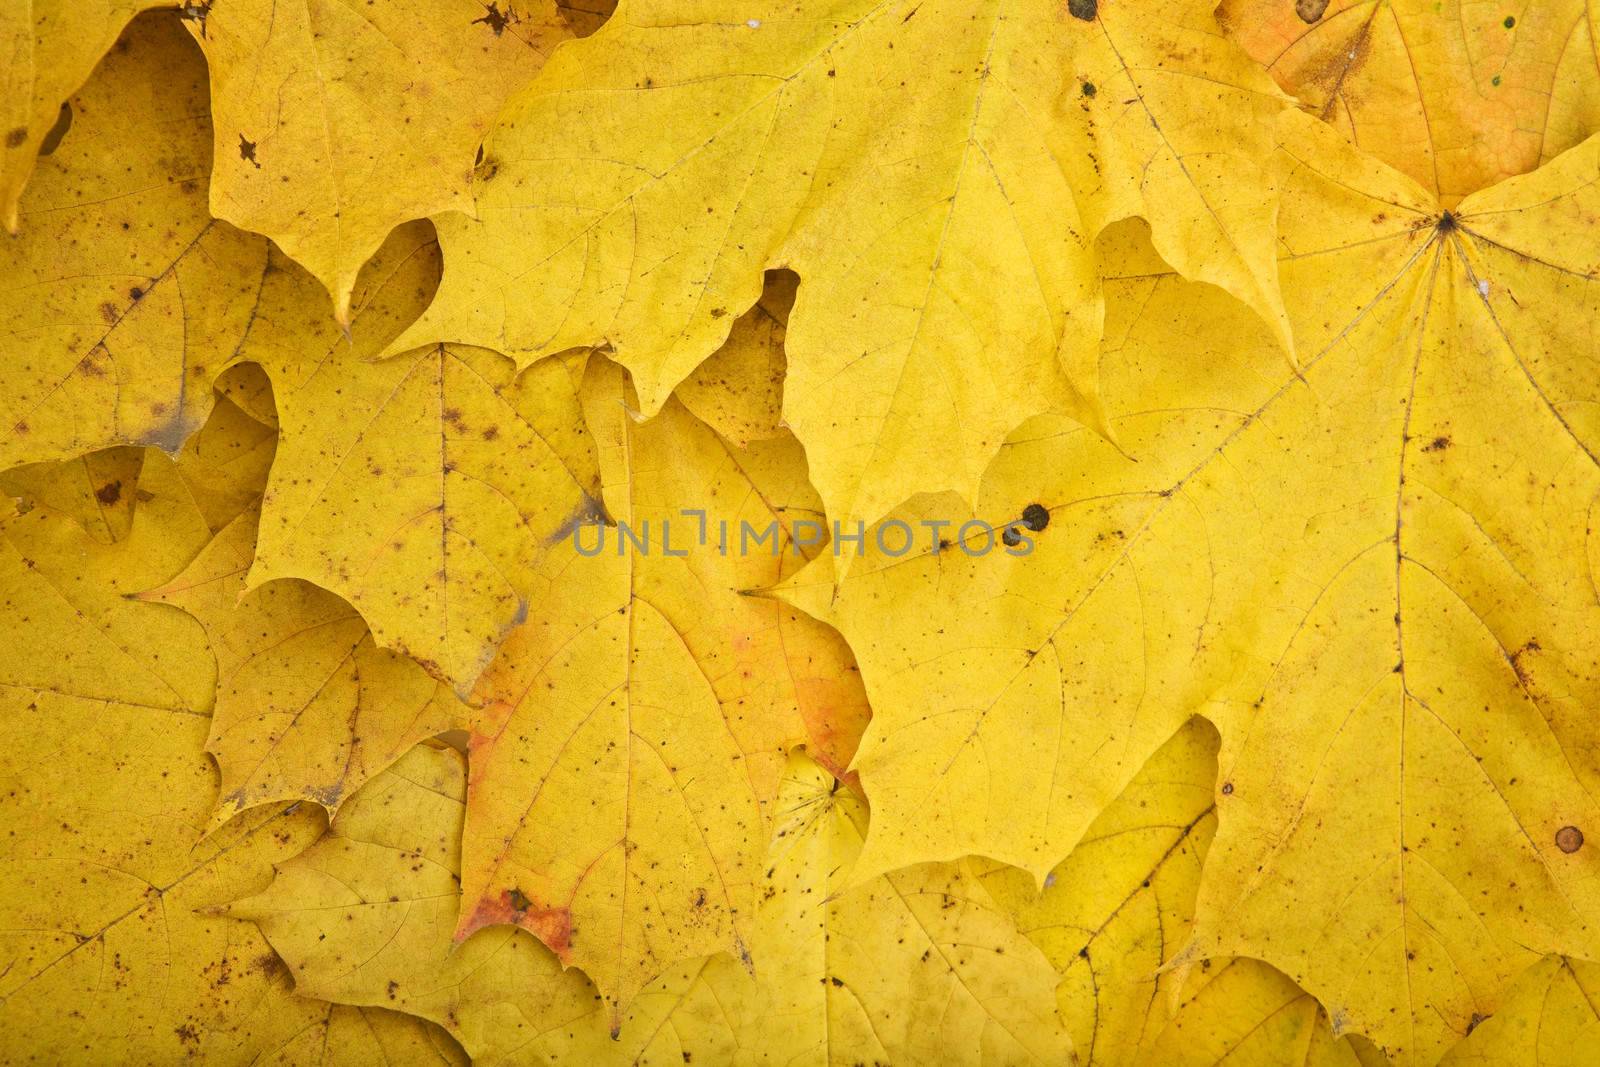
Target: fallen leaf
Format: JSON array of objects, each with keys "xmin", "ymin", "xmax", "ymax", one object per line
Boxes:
[
  {"xmin": 1222, "ymin": 0, "xmax": 1600, "ymax": 205},
  {"xmin": 1141, "ymin": 957, "xmax": 1378, "ymax": 1066},
  {"xmin": 173, "ymin": 391, "xmax": 277, "ymax": 532},
  {"xmin": 144, "ymin": 502, "xmax": 467, "ymax": 824},
  {"xmin": 257, "ymin": 1004, "xmax": 468, "ymax": 1067},
  {"xmin": 974, "ymin": 718, "xmax": 1219, "ymax": 1065},
  {"xmin": 237, "ymin": 223, "xmax": 603, "ymax": 695},
  {"xmin": 736, "ymin": 749, "xmax": 1075, "ymax": 1065},
  {"xmin": 0, "ymin": 444, "xmax": 144, "ymax": 544},
  {"xmin": 674, "ymin": 270, "xmax": 796, "ymax": 449},
  {"xmin": 1438, "ymin": 956, "xmax": 1600, "ymax": 1065},
  {"xmin": 1, "ymin": 13, "xmax": 269, "ymax": 470},
  {"xmin": 783, "ymin": 115, "xmax": 1600, "ymax": 1062},
  {"xmin": 456, "ymin": 357, "xmax": 863, "ymax": 1014},
  {"xmin": 235, "ymin": 740, "xmax": 1073, "ymax": 1065},
  {"xmin": 0, "ymin": 0, "xmax": 171, "ymax": 230},
  {"xmin": 233, "ymin": 743, "xmax": 753, "ymax": 1064},
  {"xmin": 189, "ymin": 0, "xmax": 573, "ymax": 321},
  {"xmin": 0, "ymin": 449, "xmax": 330, "ymax": 1061},
  {"xmin": 389, "ymin": 0, "xmax": 1292, "ymax": 537}
]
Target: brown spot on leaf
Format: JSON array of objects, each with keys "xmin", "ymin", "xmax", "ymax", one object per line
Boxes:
[
  {"xmin": 1421, "ymin": 436, "xmax": 1451, "ymax": 452},
  {"xmin": 1067, "ymin": 0, "xmax": 1097, "ymax": 19},
  {"xmin": 95, "ymin": 481, "xmax": 121, "ymax": 506},
  {"xmin": 1296, "ymin": 0, "xmax": 1330, "ymax": 23},
  {"xmin": 1021, "ymin": 503, "xmax": 1050, "ymax": 532},
  {"xmin": 1557, "ymin": 825, "xmax": 1584, "ymax": 853},
  {"xmin": 239, "ymin": 135, "xmax": 261, "ymax": 169},
  {"xmin": 4, "ymin": 127, "xmax": 26, "ymax": 149}
]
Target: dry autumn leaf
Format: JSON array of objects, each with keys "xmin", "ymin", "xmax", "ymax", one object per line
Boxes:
[
  {"xmin": 973, "ymin": 718, "xmax": 1220, "ymax": 1065},
  {"xmin": 783, "ymin": 114, "xmax": 1600, "ymax": 1062},
  {"xmin": 978, "ymin": 717, "xmax": 1385, "ymax": 1065},
  {"xmin": 1, "ymin": 14, "xmax": 268, "ymax": 472},
  {"xmin": 185, "ymin": 0, "xmax": 575, "ymax": 321},
  {"xmin": 234, "ymin": 741, "xmax": 1074, "ymax": 1065},
  {"xmin": 0, "ymin": 444, "xmax": 145, "ymax": 544},
  {"xmin": 456, "ymin": 356, "xmax": 867, "ymax": 1016},
  {"xmin": 1143, "ymin": 957, "xmax": 1379, "ymax": 1067},
  {"xmin": 1438, "ymin": 956, "xmax": 1600, "ymax": 1065},
  {"xmin": 233, "ymin": 223, "xmax": 604, "ymax": 694},
  {"xmin": 143, "ymin": 502, "xmax": 467, "ymax": 825},
  {"xmin": 389, "ymin": 0, "xmax": 1293, "ymax": 538},
  {"xmin": 0, "ymin": 449, "xmax": 333, "ymax": 1060},
  {"xmin": 229, "ymin": 743, "xmax": 731, "ymax": 1065},
  {"xmin": 1221, "ymin": 0, "xmax": 1600, "ymax": 205},
  {"xmin": 1, "ymin": 0, "xmax": 168, "ymax": 231}
]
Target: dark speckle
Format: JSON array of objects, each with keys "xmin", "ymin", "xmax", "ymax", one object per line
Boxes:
[
  {"xmin": 1021, "ymin": 503, "xmax": 1050, "ymax": 532},
  {"xmin": 1557, "ymin": 825, "xmax": 1584, "ymax": 853},
  {"xmin": 1221, "ymin": 781, "xmax": 1234, "ymax": 795},
  {"xmin": 1067, "ymin": 0, "xmax": 1097, "ymax": 19},
  {"xmin": 1421, "ymin": 436, "xmax": 1451, "ymax": 453},
  {"xmin": 508, "ymin": 886, "xmax": 532, "ymax": 911},
  {"xmin": 1503, "ymin": 15, "xmax": 1516, "ymax": 28},
  {"xmin": 1080, "ymin": 81, "xmax": 1096, "ymax": 98},
  {"xmin": 1436, "ymin": 211, "xmax": 1457, "ymax": 234},
  {"xmin": 239, "ymin": 135, "xmax": 261, "ymax": 169},
  {"xmin": 95, "ymin": 481, "xmax": 122, "ymax": 506}
]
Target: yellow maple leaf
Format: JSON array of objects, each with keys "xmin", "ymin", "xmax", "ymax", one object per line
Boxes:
[
  {"xmin": 784, "ymin": 113, "xmax": 1600, "ymax": 1062},
  {"xmin": 257, "ymin": 1005, "xmax": 468, "ymax": 1067},
  {"xmin": 674, "ymin": 270, "xmax": 797, "ymax": 450},
  {"xmin": 228, "ymin": 743, "xmax": 719, "ymax": 1065},
  {"xmin": 388, "ymin": 0, "xmax": 1293, "ymax": 538},
  {"xmin": 0, "ymin": 444, "xmax": 145, "ymax": 544},
  {"xmin": 1221, "ymin": 0, "xmax": 1600, "ymax": 206},
  {"xmin": 186, "ymin": 0, "xmax": 574, "ymax": 321},
  {"xmin": 974, "ymin": 718, "xmax": 1220, "ymax": 1065},
  {"xmin": 456, "ymin": 357, "xmax": 874, "ymax": 1016},
  {"xmin": 1144, "ymin": 958, "xmax": 1381, "ymax": 1066},
  {"xmin": 0, "ymin": 14, "xmax": 269, "ymax": 471},
  {"xmin": 1438, "ymin": 956, "xmax": 1600, "ymax": 1065},
  {"xmin": 0, "ymin": 449, "xmax": 333, "ymax": 1060},
  {"xmin": 234, "ymin": 741, "xmax": 1074, "ymax": 1064},
  {"xmin": 978, "ymin": 717, "xmax": 1389, "ymax": 1065},
  {"xmin": 1, "ymin": 0, "xmax": 172, "ymax": 231},
  {"xmin": 144, "ymin": 502, "xmax": 467, "ymax": 824},
  {"xmin": 234, "ymin": 224, "xmax": 604, "ymax": 694},
  {"xmin": 171, "ymin": 392, "xmax": 278, "ymax": 533}
]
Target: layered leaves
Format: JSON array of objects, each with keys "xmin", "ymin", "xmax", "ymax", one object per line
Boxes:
[
  {"xmin": 187, "ymin": 0, "xmax": 573, "ymax": 319},
  {"xmin": 0, "ymin": 14, "xmax": 267, "ymax": 471},
  {"xmin": 1222, "ymin": 0, "xmax": 1600, "ymax": 203},
  {"xmin": 0, "ymin": 451, "xmax": 330, "ymax": 1060},
  {"xmin": 457, "ymin": 357, "xmax": 865, "ymax": 1012},
  {"xmin": 784, "ymin": 114, "xmax": 1600, "ymax": 1061},
  {"xmin": 391, "ymin": 0, "xmax": 1293, "ymax": 537},
  {"xmin": 236, "ymin": 224, "xmax": 603, "ymax": 694}
]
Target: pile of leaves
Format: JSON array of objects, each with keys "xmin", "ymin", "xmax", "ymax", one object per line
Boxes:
[{"xmin": 5, "ymin": 0, "xmax": 1600, "ymax": 1063}]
